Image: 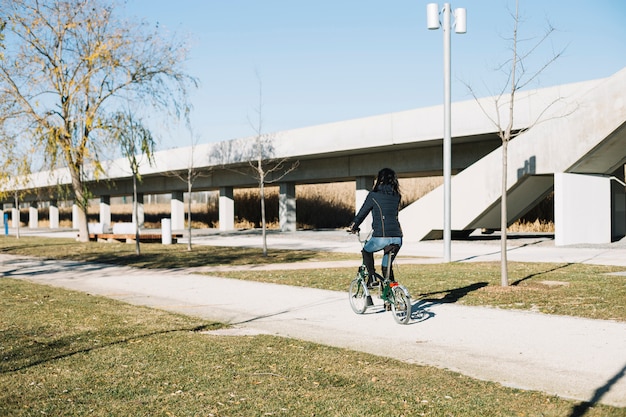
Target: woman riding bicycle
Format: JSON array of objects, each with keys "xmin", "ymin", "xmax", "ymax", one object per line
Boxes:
[{"xmin": 348, "ymin": 167, "xmax": 403, "ymax": 288}]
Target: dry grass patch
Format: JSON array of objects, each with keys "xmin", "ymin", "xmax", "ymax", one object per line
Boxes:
[{"xmin": 1, "ymin": 278, "xmax": 622, "ymax": 417}]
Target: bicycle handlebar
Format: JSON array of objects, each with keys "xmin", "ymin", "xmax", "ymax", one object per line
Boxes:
[{"xmin": 347, "ymin": 227, "xmax": 370, "ymax": 245}]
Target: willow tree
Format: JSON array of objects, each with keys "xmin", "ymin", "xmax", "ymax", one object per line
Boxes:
[
  {"xmin": 0, "ymin": 0, "xmax": 196, "ymax": 241},
  {"xmin": 112, "ymin": 111, "xmax": 155, "ymax": 255}
]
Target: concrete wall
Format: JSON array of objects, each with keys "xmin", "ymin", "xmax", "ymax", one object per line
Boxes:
[
  {"xmin": 555, "ymin": 174, "xmax": 610, "ymax": 245},
  {"xmin": 399, "ymin": 67, "xmax": 626, "ymax": 242},
  {"xmin": 555, "ymin": 173, "xmax": 625, "ymax": 245}
]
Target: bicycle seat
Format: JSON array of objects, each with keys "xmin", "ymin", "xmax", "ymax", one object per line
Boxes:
[{"xmin": 383, "ymin": 244, "xmax": 401, "ymax": 255}]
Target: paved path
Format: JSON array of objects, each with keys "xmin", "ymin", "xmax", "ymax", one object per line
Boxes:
[{"xmin": 3, "ymin": 230, "xmax": 626, "ymax": 407}]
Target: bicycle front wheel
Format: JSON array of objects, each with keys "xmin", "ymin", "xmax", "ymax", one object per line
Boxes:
[
  {"xmin": 391, "ymin": 286, "xmax": 411, "ymax": 324},
  {"xmin": 348, "ymin": 277, "xmax": 368, "ymax": 314}
]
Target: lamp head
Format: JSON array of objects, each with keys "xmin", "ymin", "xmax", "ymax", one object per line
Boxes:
[
  {"xmin": 454, "ymin": 8, "xmax": 467, "ymax": 34},
  {"xmin": 427, "ymin": 3, "xmax": 440, "ymax": 30}
]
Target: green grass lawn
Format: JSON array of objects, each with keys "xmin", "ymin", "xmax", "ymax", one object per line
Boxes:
[{"xmin": 1, "ymin": 235, "xmax": 625, "ymax": 415}]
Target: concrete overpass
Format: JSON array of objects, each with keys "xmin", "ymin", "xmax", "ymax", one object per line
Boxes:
[{"xmin": 4, "ymin": 67, "xmax": 626, "ymax": 245}]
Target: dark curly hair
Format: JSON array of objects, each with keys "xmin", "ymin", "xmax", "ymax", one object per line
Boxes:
[{"xmin": 373, "ymin": 167, "xmax": 401, "ymax": 198}]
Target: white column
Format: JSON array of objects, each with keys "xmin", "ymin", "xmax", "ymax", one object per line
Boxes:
[
  {"xmin": 279, "ymin": 182, "xmax": 296, "ymax": 232},
  {"xmin": 99, "ymin": 195, "xmax": 111, "ymax": 232},
  {"xmin": 132, "ymin": 193, "xmax": 144, "ymax": 229},
  {"xmin": 219, "ymin": 186, "xmax": 235, "ymax": 231},
  {"xmin": 170, "ymin": 191, "xmax": 185, "ymax": 230},
  {"xmin": 49, "ymin": 200, "xmax": 59, "ymax": 229},
  {"xmin": 28, "ymin": 202, "xmax": 39, "ymax": 228},
  {"xmin": 72, "ymin": 204, "xmax": 79, "ymax": 230},
  {"xmin": 11, "ymin": 207, "xmax": 19, "ymax": 228},
  {"xmin": 555, "ymin": 173, "xmax": 615, "ymax": 245}
]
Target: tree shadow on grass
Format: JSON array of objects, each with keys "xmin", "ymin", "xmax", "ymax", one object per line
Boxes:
[
  {"xmin": 0, "ymin": 323, "xmax": 217, "ymax": 374},
  {"xmin": 0, "ymin": 243, "xmax": 323, "ymax": 271},
  {"xmin": 510, "ymin": 263, "xmax": 572, "ymax": 286},
  {"xmin": 95, "ymin": 249, "xmax": 321, "ymax": 269},
  {"xmin": 418, "ymin": 282, "xmax": 489, "ymax": 304}
]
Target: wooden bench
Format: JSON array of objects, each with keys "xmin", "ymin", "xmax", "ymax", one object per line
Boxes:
[{"xmin": 89, "ymin": 233, "xmax": 183, "ymax": 244}]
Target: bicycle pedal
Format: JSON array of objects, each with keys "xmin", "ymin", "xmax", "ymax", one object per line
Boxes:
[{"xmin": 384, "ymin": 302, "xmax": 392, "ymax": 311}]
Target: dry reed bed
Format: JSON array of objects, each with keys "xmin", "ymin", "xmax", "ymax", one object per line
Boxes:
[{"xmin": 21, "ymin": 178, "xmax": 554, "ymax": 232}]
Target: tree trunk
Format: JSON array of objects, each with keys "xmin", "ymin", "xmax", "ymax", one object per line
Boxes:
[
  {"xmin": 260, "ymin": 180, "xmax": 267, "ymax": 257},
  {"xmin": 133, "ymin": 175, "xmax": 141, "ymax": 255},
  {"xmin": 13, "ymin": 192, "xmax": 20, "ymax": 239},
  {"xmin": 187, "ymin": 172, "xmax": 193, "ymax": 251},
  {"xmin": 500, "ymin": 139, "xmax": 509, "ymax": 286},
  {"xmin": 69, "ymin": 168, "xmax": 90, "ymax": 243}
]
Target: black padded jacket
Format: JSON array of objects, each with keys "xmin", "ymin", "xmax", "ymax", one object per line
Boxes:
[{"xmin": 352, "ymin": 185, "xmax": 403, "ymax": 237}]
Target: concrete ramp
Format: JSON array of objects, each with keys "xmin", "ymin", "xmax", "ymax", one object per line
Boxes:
[{"xmin": 400, "ymin": 67, "xmax": 626, "ymax": 242}]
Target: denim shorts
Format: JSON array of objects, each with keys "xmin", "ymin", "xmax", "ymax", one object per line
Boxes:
[{"xmin": 363, "ymin": 237, "xmax": 402, "ymax": 267}]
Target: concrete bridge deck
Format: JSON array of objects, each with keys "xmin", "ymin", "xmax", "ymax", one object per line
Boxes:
[{"xmin": 3, "ymin": 68, "xmax": 625, "ymax": 245}]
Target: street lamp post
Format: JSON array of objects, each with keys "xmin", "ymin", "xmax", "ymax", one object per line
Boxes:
[{"xmin": 427, "ymin": 3, "xmax": 466, "ymax": 263}]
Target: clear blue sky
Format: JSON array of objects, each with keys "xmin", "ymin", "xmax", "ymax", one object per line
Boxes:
[{"xmin": 124, "ymin": 0, "xmax": 626, "ymax": 149}]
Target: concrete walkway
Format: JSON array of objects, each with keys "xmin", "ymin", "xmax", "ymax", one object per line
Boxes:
[{"xmin": 3, "ymin": 229, "xmax": 626, "ymax": 408}]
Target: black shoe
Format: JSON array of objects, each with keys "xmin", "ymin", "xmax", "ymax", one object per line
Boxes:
[
  {"xmin": 370, "ymin": 272, "xmax": 384, "ymax": 288},
  {"xmin": 366, "ymin": 277, "xmax": 380, "ymax": 289}
]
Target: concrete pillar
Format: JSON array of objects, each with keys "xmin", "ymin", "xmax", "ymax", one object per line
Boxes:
[
  {"xmin": 171, "ymin": 191, "xmax": 185, "ymax": 230},
  {"xmin": 132, "ymin": 193, "xmax": 145, "ymax": 228},
  {"xmin": 219, "ymin": 186, "xmax": 235, "ymax": 231},
  {"xmin": 279, "ymin": 182, "xmax": 297, "ymax": 232},
  {"xmin": 27, "ymin": 202, "xmax": 38, "ymax": 228},
  {"xmin": 555, "ymin": 173, "xmax": 625, "ymax": 245},
  {"xmin": 355, "ymin": 176, "xmax": 375, "ymax": 236},
  {"xmin": 72, "ymin": 204, "xmax": 79, "ymax": 230},
  {"xmin": 11, "ymin": 207, "xmax": 19, "ymax": 228},
  {"xmin": 49, "ymin": 200, "xmax": 59, "ymax": 229},
  {"xmin": 99, "ymin": 195, "xmax": 111, "ymax": 232}
]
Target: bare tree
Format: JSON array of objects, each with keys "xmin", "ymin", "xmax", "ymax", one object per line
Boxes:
[
  {"xmin": 248, "ymin": 76, "xmax": 299, "ymax": 256},
  {"xmin": 209, "ymin": 74, "xmax": 299, "ymax": 256},
  {"xmin": 466, "ymin": 0, "xmax": 564, "ymax": 286},
  {"xmin": 166, "ymin": 127, "xmax": 209, "ymax": 251},
  {"xmin": 0, "ymin": 0, "xmax": 196, "ymax": 242},
  {"xmin": 111, "ymin": 111, "xmax": 155, "ymax": 255}
]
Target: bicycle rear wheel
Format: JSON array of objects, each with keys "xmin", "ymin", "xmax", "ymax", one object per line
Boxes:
[
  {"xmin": 349, "ymin": 277, "xmax": 368, "ymax": 314},
  {"xmin": 391, "ymin": 286, "xmax": 411, "ymax": 324}
]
